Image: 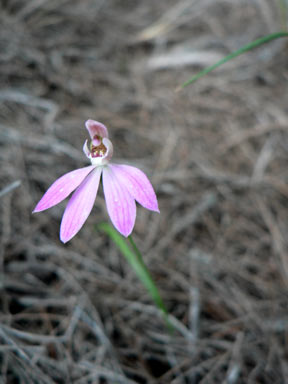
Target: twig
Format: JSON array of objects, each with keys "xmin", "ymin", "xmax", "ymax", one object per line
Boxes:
[{"xmin": 0, "ymin": 180, "xmax": 21, "ymax": 199}]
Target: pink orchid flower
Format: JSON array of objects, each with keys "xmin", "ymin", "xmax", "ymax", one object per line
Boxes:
[{"xmin": 33, "ymin": 120, "xmax": 159, "ymax": 243}]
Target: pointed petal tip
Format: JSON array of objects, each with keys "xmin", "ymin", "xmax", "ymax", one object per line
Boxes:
[
  {"xmin": 60, "ymin": 227, "xmax": 76, "ymax": 243},
  {"xmin": 32, "ymin": 204, "xmax": 44, "ymax": 213},
  {"xmin": 60, "ymin": 235, "xmax": 69, "ymax": 244},
  {"xmin": 60, "ymin": 227, "xmax": 75, "ymax": 244},
  {"xmin": 147, "ymin": 200, "xmax": 160, "ymax": 213},
  {"xmin": 33, "ymin": 200, "xmax": 50, "ymax": 213},
  {"xmin": 110, "ymin": 219, "xmax": 134, "ymax": 238},
  {"xmin": 118, "ymin": 226, "xmax": 133, "ymax": 238},
  {"xmin": 153, "ymin": 202, "xmax": 160, "ymax": 213},
  {"xmin": 141, "ymin": 202, "xmax": 159, "ymax": 213}
]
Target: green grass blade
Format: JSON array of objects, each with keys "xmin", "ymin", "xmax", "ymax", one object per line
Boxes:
[
  {"xmin": 98, "ymin": 223, "xmax": 168, "ymax": 319},
  {"xmin": 177, "ymin": 32, "xmax": 288, "ymax": 90}
]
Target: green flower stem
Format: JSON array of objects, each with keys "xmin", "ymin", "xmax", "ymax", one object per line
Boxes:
[
  {"xmin": 128, "ymin": 235, "xmax": 145, "ymax": 266},
  {"xmin": 176, "ymin": 31, "xmax": 288, "ymax": 90},
  {"xmin": 127, "ymin": 234, "xmax": 168, "ymax": 317},
  {"xmin": 98, "ymin": 223, "xmax": 172, "ymax": 330}
]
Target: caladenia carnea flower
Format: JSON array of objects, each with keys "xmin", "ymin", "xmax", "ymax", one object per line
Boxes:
[{"xmin": 33, "ymin": 120, "xmax": 159, "ymax": 243}]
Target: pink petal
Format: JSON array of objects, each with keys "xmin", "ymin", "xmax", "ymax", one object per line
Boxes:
[
  {"xmin": 83, "ymin": 139, "xmax": 90, "ymax": 158},
  {"xmin": 85, "ymin": 119, "xmax": 109, "ymax": 139},
  {"xmin": 33, "ymin": 166, "xmax": 95, "ymax": 213},
  {"xmin": 102, "ymin": 166, "xmax": 136, "ymax": 237},
  {"xmin": 110, "ymin": 164, "xmax": 159, "ymax": 212},
  {"xmin": 102, "ymin": 138, "xmax": 113, "ymax": 163},
  {"xmin": 60, "ymin": 167, "xmax": 102, "ymax": 243}
]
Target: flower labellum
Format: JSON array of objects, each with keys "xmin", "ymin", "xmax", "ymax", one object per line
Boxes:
[{"xmin": 33, "ymin": 120, "xmax": 159, "ymax": 243}]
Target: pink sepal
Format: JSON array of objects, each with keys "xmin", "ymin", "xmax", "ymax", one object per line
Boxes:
[
  {"xmin": 85, "ymin": 119, "xmax": 109, "ymax": 139},
  {"xmin": 102, "ymin": 165, "xmax": 136, "ymax": 237},
  {"xmin": 33, "ymin": 165, "xmax": 95, "ymax": 213},
  {"xmin": 111, "ymin": 164, "xmax": 159, "ymax": 212},
  {"xmin": 60, "ymin": 167, "xmax": 102, "ymax": 243}
]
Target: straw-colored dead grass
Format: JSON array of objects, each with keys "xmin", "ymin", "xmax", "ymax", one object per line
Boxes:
[{"xmin": 1, "ymin": 0, "xmax": 288, "ymax": 382}]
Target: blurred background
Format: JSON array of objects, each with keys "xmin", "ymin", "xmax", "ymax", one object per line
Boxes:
[{"xmin": 1, "ymin": 0, "xmax": 288, "ymax": 383}]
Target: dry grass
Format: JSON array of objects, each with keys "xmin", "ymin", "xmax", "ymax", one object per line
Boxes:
[{"xmin": 1, "ymin": 0, "xmax": 288, "ymax": 383}]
